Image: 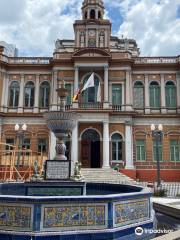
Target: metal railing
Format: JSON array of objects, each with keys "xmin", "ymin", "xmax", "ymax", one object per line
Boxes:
[
  {"xmin": 141, "ymin": 182, "xmax": 180, "ymax": 197},
  {"xmin": 78, "ymin": 102, "xmax": 103, "ymax": 109}
]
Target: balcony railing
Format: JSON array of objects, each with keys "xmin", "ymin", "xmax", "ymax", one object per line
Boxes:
[
  {"xmin": 111, "ymin": 105, "xmax": 122, "ymax": 112},
  {"xmin": 78, "ymin": 102, "xmax": 103, "ymax": 109},
  {"xmin": 0, "ymin": 55, "xmax": 51, "ymax": 64},
  {"xmin": 135, "ymin": 57, "xmax": 179, "ymax": 64}
]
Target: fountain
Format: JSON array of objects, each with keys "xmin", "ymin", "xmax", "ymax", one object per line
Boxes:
[
  {"xmin": 0, "ymin": 82, "xmax": 156, "ymax": 240},
  {"xmin": 43, "ymin": 80, "xmax": 80, "ymax": 180}
]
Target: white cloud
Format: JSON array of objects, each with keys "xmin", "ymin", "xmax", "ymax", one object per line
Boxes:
[
  {"xmin": 115, "ymin": 0, "xmax": 180, "ymax": 56},
  {"xmin": 0, "ymin": 0, "xmax": 82, "ymax": 56},
  {"xmin": 0, "ymin": 0, "xmax": 179, "ymax": 56}
]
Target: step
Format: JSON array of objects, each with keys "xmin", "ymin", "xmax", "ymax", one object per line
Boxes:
[{"xmin": 81, "ymin": 168, "xmax": 138, "ymax": 185}]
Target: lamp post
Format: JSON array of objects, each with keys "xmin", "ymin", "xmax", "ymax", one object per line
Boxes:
[
  {"xmin": 15, "ymin": 123, "xmax": 27, "ymax": 180},
  {"xmin": 151, "ymin": 124, "xmax": 163, "ymax": 187}
]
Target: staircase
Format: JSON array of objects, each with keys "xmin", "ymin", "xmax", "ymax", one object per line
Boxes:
[{"xmin": 81, "ymin": 168, "xmax": 138, "ymax": 185}]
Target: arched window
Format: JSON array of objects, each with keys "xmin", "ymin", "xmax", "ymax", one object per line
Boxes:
[
  {"xmin": 133, "ymin": 81, "xmax": 144, "ymax": 108},
  {"xmin": 149, "ymin": 81, "xmax": 160, "ymax": 108},
  {"xmin": 84, "ymin": 11, "xmax": 87, "ymax": 19},
  {"xmin": 9, "ymin": 81, "xmax": 20, "ymax": 107},
  {"xmin": 165, "ymin": 81, "xmax": 176, "ymax": 108},
  {"xmin": 111, "ymin": 133, "xmax": 123, "ymax": 161},
  {"xmin": 39, "ymin": 81, "xmax": 50, "ymax": 108},
  {"xmin": 98, "ymin": 11, "xmax": 102, "ymax": 19},
  {"xmin": 90, "ymin": 9, "xmax": 95, "ymax": 19},
  {"xmin": 24, "ymin": 81, "xmax": 35, "ymax": 107},
  {"xmin": 82, "ymin": 74, "xmax": 100, "ymax": 103}
]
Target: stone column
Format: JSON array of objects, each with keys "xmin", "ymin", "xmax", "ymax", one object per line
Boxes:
[
  {"xmin": 0, "ymin": 118, "xmax": 2, "ymax": 140},
  {"xmin": 3, "ymin": 73, "xmax": 9, "ymax": 113},
  {"xmin": 103, "ymin": 65, "xmax": 109, "ymax": 108},
  {"xmin": 74, "ymin": 66, "xmax": 79, "ymax": 96},
  {"xmin": 145, "ymin": 74, "xmax": 150, "ymax": 114},
  {"xmin": 34, "ymin": 74, "xmax": 40, "ymax": 113},
  {"xmin": 160, "ymin": 74, "xmax": 166, "ymax": 113},
  {"xmin": 121, "ymin": 82, "xmax": 125, "ymax": 111},
  {"xmin": 125, "ymin": 70, "xmax": 133, "ymax": 111},
  {"xmin": 125, "ymin": 123, "xmax": 134, "ymax": 169},
  {"xmin": 52, "ymin": 71, "xmax": 58, "ymax": 110},
  {"xmin": 1, "ymin": 73, "xmax": 6, "ymax": 112},
  {"xmin": 71, "ymin": 122, "xmax": 78, "ymax": 175},
  {"xmin": 176, "ymin": 71, "xmax": 180, "ymax": 113},
  {"xmin": 103, "ymin": 121, "xmax": 110, "ymax": 168},
  {"xmin": 18, "ymin": 74, "xmax": 25, "ymax": 113},
  {"xmin": 49, "ymin": 132, "xmax": 56, "ymax": 159}
]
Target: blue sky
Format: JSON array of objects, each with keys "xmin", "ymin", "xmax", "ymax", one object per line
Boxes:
[{"xmin": 0, "ymin": 0, "xmax": 179, "ymax": 57}]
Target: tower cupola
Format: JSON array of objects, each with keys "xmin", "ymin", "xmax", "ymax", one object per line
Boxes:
[{"xmin": 82, "ymin": 0, "xmax": 104, "ymax": 20}]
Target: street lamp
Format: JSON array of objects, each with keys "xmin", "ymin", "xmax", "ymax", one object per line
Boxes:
[
  {"xmin": 15, "ymin": 123, "xmax": 27, "ymax": 180},
  {"xmin": 151, "ymin": 124, "xmax": 163, "ymax": 187}
]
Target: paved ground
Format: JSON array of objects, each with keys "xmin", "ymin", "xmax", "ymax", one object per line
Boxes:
[{"xmin": 153, "ymin": 197, "xmax": 180, "ymax": 238}]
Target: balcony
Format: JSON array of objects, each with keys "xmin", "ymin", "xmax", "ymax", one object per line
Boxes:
[
  {"xmin": 78, "ymin": 102, "xmax": 103, "ymax": 109},
  {"xmin": 0, "ymin": 56, "xmax": 51, "ymax": 64},
  {"xmin": 135, "ymin": 57, "xmax": 179, "ymax": 64}
]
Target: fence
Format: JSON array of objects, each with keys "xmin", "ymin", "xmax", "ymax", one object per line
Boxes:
[{"xmin": 141, "ymin": 182, "xmax": 180, "ymax": 197}]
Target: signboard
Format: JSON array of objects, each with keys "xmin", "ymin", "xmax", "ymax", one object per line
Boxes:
[{"xmin": 45, "ymin": 160, "xmax": 71, "ymax": 180}]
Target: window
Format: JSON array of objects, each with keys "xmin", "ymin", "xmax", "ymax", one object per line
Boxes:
[
  {"xmin": 39, "ymin": 82, "xmax": 50, "ymax": 108},
  {"xmin": 24, "ymin": 81, "xmax": 35, "ymax": 107},
  {"xmin": 38, "ymin": 139, "xmax": 47, "ymax": 154},
  {"xmin": 165, "ymin": 81, "xmax": 176, "ymax": 108},
  {"xmin": 22, "ymin": 138, "xmax": 30, "ymax": 150},
  {"xmin": 133, "ymin": 81, "xmax": 144, "ymax": 108},
  {"xmin": 153, "ymin": 140, "xmax": 163, "ymax": 162},
  {"xmin": 170, "ymin": 140, "xmax": 180, "ymax": 162},
  {"xmin": 9, "ymin": 81, "xmax": 20, "ymax": 107},
  {"xmin": 65, "ymin": 84, "xmax": 72, "ymax": 105},
  {"xmin": 111, "ymin": 133, "xmax": 123, "ymax": 161},
  {"xmin": 136, "ymin": 140, "xmax": 146, "ymax": 161},
  {"xmin": 90, "ymin": 9, "xmax": 95, "ymax": 19},
  {"xmin": 149, "ymin": 81, "xmax": 160, "ymax": 108},
  {"xmin": 6, "ymin": 139, "xmax": 14, "ymax": 151},
  {"xmin": 82, "ymin": 74, "xmax": 100, "ymax": 103},
  {"xmin": 112, "ymin": 84, "xmax": 122, "ymax": 105}
]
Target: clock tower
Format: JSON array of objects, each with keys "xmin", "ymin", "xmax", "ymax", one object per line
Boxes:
[{"xmin": 74, "ymin": 0, "xmax": 111, "ymax": 49}]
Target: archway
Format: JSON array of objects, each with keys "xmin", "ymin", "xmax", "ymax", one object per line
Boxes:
[{"xmin": 81, "ymin": 129, "xmax": 101, "ymax": 168}]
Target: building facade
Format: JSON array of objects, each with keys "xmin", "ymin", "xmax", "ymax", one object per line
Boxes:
[{"xmin": 0, "ymin": 0, "xmax": 180, "ymax": 182}]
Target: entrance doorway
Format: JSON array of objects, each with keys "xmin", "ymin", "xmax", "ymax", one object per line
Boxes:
[{"xmin": 81, "ymin": 129, "xmax": 101, "ymax": 168}]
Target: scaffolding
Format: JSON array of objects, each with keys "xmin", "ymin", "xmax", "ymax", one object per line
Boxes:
[{"xmin": 0, "ymin": 142, "xmax": 45, "ymax": 182}]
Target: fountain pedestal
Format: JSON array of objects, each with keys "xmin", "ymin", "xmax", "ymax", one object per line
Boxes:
[
  {"xmin": 43, "ymin": 80, "xmax": 79, "ymax": 180},
  {"xmin": 45, "ymin": 160, "xmax": 71, "ymax": 180}
]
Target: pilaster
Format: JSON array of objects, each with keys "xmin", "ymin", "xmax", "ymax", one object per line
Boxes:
[
  {"xmin": 103, "ymin": 121, "xmax": 110, "ymax": 168},
  {"xmin": 34, "ymin": 74, "xmax": 40, "ymax": 113},
  {"xmin": 18, "ymin": 74, "xmax": 25, "ymax": 113},
  {"xmin": 160, "ymin": 74, "xmax": 166, "ymax": 114},
  {"xmin": 74, "ymin": 66, "xmax": 79, "ymax": 95},
  {"xmin": 176, "ymin": 71, "xmax": 180, "ymax": 113},
  {"xmin": 104, "ymin": 65, "xmax": 109, "ymax": 102},
  {"xmin": 52, "ymin": 71, "xmax": 58, "ymax": 110},
  {"xmin": 71, "ymin": 122, "xmax": 79, "ymax": 175},
  {"xmin": 49, "ymin": 132, "xmax": 56, "ymax": 160},
  {"xmin": 125, "ymin": 70, "xmax": 133, "ymax": 111},
  {"xmin": 145, "ymin": 74, "xmax": 150, "ymax": 114},
  {"xmin": 125, "ymin": 122, "xmax": 134, "ymax": 170}
]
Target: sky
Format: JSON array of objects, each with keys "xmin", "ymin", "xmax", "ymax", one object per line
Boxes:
[{"xmin": 0, "ymin": 0, "xmax": 179, "ymax": 57}]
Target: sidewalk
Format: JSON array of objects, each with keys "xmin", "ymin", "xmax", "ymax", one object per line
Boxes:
[{"xmin": 152, "ymin": 197, "xmax": 180, "ymax": 220}]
